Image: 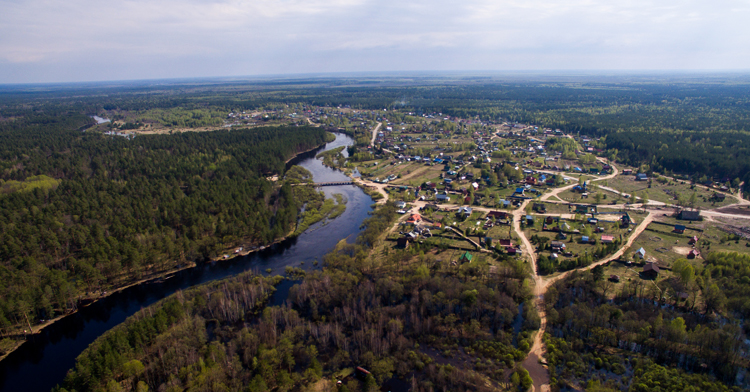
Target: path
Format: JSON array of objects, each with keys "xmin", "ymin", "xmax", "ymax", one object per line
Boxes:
[
  {"xmin": 370, "ymin": 122, "xmax": 382, "ymax": 147},
  {"xmin": 349, "ymin": 155, "xmax": 745, "ymax": 392},
  {"xmin": 515, "ymin": 159, "xmax": 621, "ymax": 392}
]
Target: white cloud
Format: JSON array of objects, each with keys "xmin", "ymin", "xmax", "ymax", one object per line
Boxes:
[{"xmin": 0, "ymin": 0, "xmax": 749, "ymax": 82}]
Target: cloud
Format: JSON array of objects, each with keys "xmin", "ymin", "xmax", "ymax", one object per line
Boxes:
[{"xmin": 0, "ymin": 0, "xmax": 748, "ymax": 82}]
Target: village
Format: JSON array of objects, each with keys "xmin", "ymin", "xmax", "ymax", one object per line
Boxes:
[
  {"xmin": 285, "ymin": 107, "xmax": 750, "ymax": 309},
  {"xmin": 199, "ymin": 103, "xmax": 750, "ymax": 295},
  {"xmin": 169, "ymin": 102, "xmax": 750, "ymax": 365}
]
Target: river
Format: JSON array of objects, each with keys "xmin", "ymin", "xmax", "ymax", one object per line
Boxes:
[{"xmin": 0, "ymin": 133, "xmax": 372, "ymax": 392}]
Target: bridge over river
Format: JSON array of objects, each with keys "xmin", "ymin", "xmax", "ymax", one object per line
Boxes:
[{"xmin": 292, "ymin": 181, "xmax": 355, "ymax": 187}]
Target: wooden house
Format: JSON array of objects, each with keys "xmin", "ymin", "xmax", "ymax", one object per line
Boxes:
[{"xmin": 642, "ymin": 262, "xmax": 659, "ymax": 279}]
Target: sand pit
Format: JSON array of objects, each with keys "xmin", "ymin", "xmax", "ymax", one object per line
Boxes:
[{"xmin": 672, "ymin": 246, "xmax": 693, "ymax": 256}]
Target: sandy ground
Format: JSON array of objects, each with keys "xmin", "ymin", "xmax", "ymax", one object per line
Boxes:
[{"xmin": 672, "ymin": 246, "xmax": 693, "ymax": 256}]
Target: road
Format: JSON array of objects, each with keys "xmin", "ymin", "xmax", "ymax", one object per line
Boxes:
[
  {"xmin": 370, "ymin": 122, "xmax": 382, "ymax": 147},
  {"xmin": 348, "ymin": 156, "xmax": 749, "ymax": 392}
]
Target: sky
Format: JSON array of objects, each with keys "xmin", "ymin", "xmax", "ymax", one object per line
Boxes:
[{"xmin": 1, "ymin": 0, "xmax": 749, "ymax": 84}]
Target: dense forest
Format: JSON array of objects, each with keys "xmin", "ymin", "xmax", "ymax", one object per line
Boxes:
[
  {"xmin": 57, "ymin": 204, "xmax": 541, "ymax": 392},
  {"xmin": 0, "ymin": 118, "xmax": 330, "ymax": 336},
  {"xmin": 542, "ymin": 253, "xmax": 750, "ymax": 391}
]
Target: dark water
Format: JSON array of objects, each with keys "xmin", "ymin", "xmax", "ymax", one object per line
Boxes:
[{"xmin": 0, "ymin": 133, "xmax": 373, "ymax": 392}]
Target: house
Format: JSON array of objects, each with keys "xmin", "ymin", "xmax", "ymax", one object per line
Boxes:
[
  {"xmin": 533, "ymin": 203, "xmax": 547, "ymax": 213},
  {"xmin": 514, "ymin": 187, "xmax": 525, "ymax": 196},
  {"xmin": 526, "ymin": 215, "xmax": 534, "ymax": 225},
  {"xmin": 457, "ymin": 206, "xmax": 473, "ymax": 216},
  {"xmin": 395, "ymin": 201, "xmax": 407, "ymax": 209},
  {"xmin": 507, "ymin": 247, "xmax": 520, "ymax": 255},
  {"xmin": 688, "ymin": 236, "xmax": 698, "ymax": 245},
  {"xmin": 673, "ymin": 225, "xmax": 686, "ymax": 234},
  {"xmin": 622, "ymin": 169, "xmax": 633, "ymax": 175},
  {"xmin": 487, "ymin": 210, "xmax": 509, "ymax": 220},
  {"xmin": 458, "ymin": 251, "xmax": 473, "ymax": 263},
  {"xmin": 711, "ymin": 192, "xmax": 726, "ymax": 202},
  {"xmin": 498, "ymin": 239, "xmax": 514, "ymax": 248},
  {"xmin": 678, "ymin": 210, "xmax": 702, "ymax": 221},
  {"xmin": 436, "ymin": 194, "xmax": 449, "ymax": 202},
  {"xmin": 499, "ymin": 199, "xmax": 511, "ymax": 208},
  {"xmin": 688, "ymin": 249, "xmax": 700, "ymax": 259},
  {"xmin": 601, "ymin": 235, "xmax": 614, "ymax": 244},
  {"xmin": 558, "ymin": 232, "xmax": 567, "ymax": 240},
  {"xmin": 635, "ymin": 247, "xmax": 646, "ymax": 259},
  {"xmin": 397, "ymin": 237, "xmax": 410, "ymax": 249},
  {"xmin": 620, "ymin": 213, "xmax": 633, "ymax": 227},
  {"xmin": 642, "ymin": 262, "xmax": 660, "ymax": 278},
  {"xmin": 550, "ymin": 241, "xmax": 566, "ymax": 251},
  {"xmin": 355, "ymin": 367, "xmax": 372, "ymax": 380},
  {"xmin": 581, "ymin": 236, "xmax": 591, "ymax": 243},
  {"xmin": 407, "ymin": 213, "xmax": 422, "ymax": 224},
  {"xmin": 574, "ymin": 204, "xmax": 596, "ymax": 214},
  {"xmin": 525, "ymin": 176, "xmax": 537, "ymax": 185},
  {"xmin": 635, "ymin": 173, "xmax": 648, "ymax": 181}
]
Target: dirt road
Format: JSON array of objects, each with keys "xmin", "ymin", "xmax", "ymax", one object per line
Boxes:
[
  {"xmin": 370, "ymin": 122, "xmax": 382, "ymax": 147},
  {"xmin": 348, "ymin": 156, "xmax": 744, "ymax": 392}
]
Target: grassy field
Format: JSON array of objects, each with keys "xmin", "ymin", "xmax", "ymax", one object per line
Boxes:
[
  {"xmin": 624, "ymin": 224, "xmax": 699, "ymax": 268},
  {"xmin": 601, "ymin": 175, "xmax": 736, "ymax": 209}
]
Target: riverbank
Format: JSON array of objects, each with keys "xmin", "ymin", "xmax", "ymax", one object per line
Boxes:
[
  {"xmin": 0, "ymin": 259, "xmax": 198, "ymax": 363},
  {"xmin": 285, "ymin": 133, "xmax": 336, "ymax": 164},
  {"xmin": 0, "ymin": 138, "xmax": 338, "ymax": 365}
]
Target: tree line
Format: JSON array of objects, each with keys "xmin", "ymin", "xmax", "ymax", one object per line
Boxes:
[{"xmin": 0, "ymin": 120, "xmax": 330, "ymax": 338}]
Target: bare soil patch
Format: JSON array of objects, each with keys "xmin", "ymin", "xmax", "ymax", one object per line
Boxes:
[
  {"xmin": 671, "ymin": 246, "xmax": 692, "ymax": 256},
  {"xmin": 714, "ymin": 205, "xmax": 750, "ymax": 217}
]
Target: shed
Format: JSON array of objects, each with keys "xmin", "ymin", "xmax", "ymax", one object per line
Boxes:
[
  {"xmin": 642, "ymin": 262, "xmax": 659, "ymax": 278},
  {"xmin": 635, "ymin": 247, "xmax": 646, "ymax": 259},
  {"xmin": 674, "ymin": 225, "xmax": 686, "ymax": 234},
  {"xmin": 601, "ymin": 235, "xmax": 614, "ymax": 244},
  {"xmin": 458, "ymin": 251, "xmax": 473, "ymax": 263}
]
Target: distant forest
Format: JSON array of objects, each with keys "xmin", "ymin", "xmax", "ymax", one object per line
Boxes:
[{"xmin": 20, "ymin": 79, "xmax": 744, "ymax": 187}]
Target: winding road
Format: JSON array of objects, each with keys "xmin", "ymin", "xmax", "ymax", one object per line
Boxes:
[{"xmin": 349, "ymin": 155, "xmax": 749, "ymax": 392}]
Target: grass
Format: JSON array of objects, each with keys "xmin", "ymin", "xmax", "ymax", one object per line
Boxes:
[
  {"xmin": 294, "ymin": 193, "xmax": 347, "ymax": 236},
  {"xmin": 602, "ymin": 175, "xmax": 736, "ymax": 209},
  {"xmin": 624, "ymin": 223, "xmax": 700, "ymax": 268},
  {"xmin": 0, "ymin": 175, "xmax": 61, "ymax": 194}
]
